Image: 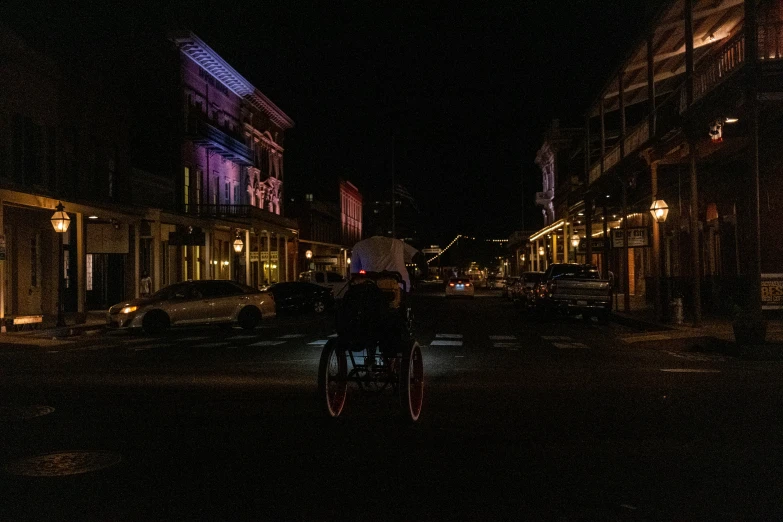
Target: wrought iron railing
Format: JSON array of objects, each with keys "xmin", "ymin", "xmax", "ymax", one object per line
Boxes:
[
  {"xmin": 759, "ymin": 20, "xmax": 783, "ymax": 60},
  {"xmin": 693, "ymin": 32, "xmax": 745, "ymax": 100},
  {"xmin": 184, "ymin": 204, "xmax": 298, "ymax": 230}
]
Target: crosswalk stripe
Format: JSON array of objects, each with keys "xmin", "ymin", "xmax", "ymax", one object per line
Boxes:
[
  {"xmin": 328, "ymin": 333, "xmax": 339, "ymax": 338},
  {"xmin": 493, "ymin": 342, "xmax": 520, "ymax": 349},
  {"xmin": 660, "ymin": 368, "xmax": 720, "ymax": 373},
  {"xmin": 436, "ymin": 333, "xmax": 463, "ymax": 339},
  {"xmin": 250, "ymin": 340, "xmax": 287, "ymax": 347},
  {"xmin": 541, "ymin": 336, "xmax": 572, "ymax": 341},
  {"xmin": 490, "ymin": 335, "xmax": 516, "ymax": 341},
  {"xmin": 429, "ymin": 340, "xmax": 463, "ymax": 346},
  {"xmin": 308, "ymin": 339, "xmax": 329, "ymax": 346},
  {"xmin": 176, "ymin": 336, "xmax": 211, "ymax": 342},
  {"xmin": 194, "ymin": 342, "xmax": 230, "ymax": 348},
  {"xmin": 278, "ymin": 334, "xmax": 306, "ymax": 339},
  {"xmin": 553, "ymin": 342, "xmax": 589, "ymax": 349}
]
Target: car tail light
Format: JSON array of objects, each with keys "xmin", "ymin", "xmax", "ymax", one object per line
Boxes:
[
  {"xmin": 359, "ymin": 269, "xmax": 366, "ymax": 274},
  {"xmin": 465, "ymin": 283, "xmax": 471, "ymax": 287},
  {"xmin": 449, "ymin": 283, "xmax": 455, "ymax": 287}
]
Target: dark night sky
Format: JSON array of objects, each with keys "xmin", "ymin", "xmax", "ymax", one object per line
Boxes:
[{"xmin": 2, "ymin": 1, "xmax": 660, "ymax": 245}]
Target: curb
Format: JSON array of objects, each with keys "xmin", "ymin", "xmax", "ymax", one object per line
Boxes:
[{"xmin": 609, "ymin": 313, "xmax": 674, "ymax": 332}]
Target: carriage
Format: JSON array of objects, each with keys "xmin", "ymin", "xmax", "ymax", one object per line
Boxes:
[{"xmin": 316, "ymin": 270, "xmax": 424, "ymax": 422}]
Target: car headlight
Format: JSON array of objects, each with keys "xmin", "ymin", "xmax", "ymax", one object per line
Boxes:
[{"xmin": 120, "ymin": 305, "xmax": 138, "ymax": 314}]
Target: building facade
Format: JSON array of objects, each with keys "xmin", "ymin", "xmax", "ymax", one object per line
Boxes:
[
  {"xmin": 526, "ymin": 0, "xmax": 783, "ymax": 321},
  {"xmin": 0, "ymin": 27, "xmax": 150, "ymax": 327},
  {"xmin": 134, "ymin": 31, "xmax": 297, "ymax": 294}
]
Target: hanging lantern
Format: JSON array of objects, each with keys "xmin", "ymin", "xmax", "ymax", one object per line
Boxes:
[
  {"xmin": 305, "ymin": 250, "xmax": 313, "ymax": 259},
  {"xmin": 233, "ymin": 234, "xmax": 244, "ymax": 253},
  {"xmin": 50, "ymin": 202, "xmax": 71, "ymax": 233},
  {"xmin": 538, "ymin": 246, "xmax": 545, "ymax": 256},
  {"xmin": 571, "ymin": 234, "xmax": 580, "ymax": 249},
  {"xmin": 649, "ymin": 197, "xmax": 669, "ymax": 223}
]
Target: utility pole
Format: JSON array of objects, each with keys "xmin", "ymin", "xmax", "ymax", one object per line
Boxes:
[{"xmin": 391, "ymin": 133, "xmax": 396, "ymax": 239}]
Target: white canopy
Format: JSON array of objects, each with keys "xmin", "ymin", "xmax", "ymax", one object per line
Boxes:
[{"xmin": 350, "ymin": 236, "xmax": 419, "ymax": 291}]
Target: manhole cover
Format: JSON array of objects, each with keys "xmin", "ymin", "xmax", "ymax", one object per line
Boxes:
[
  {"xmin": 5, "ymin": 451, "xmax": 121, "ymax": 477},
  {"xmin": 0, "ymin": 405, "xmax": 55, "ymax": 420}
]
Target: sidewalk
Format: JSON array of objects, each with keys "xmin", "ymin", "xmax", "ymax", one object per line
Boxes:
[
  {"xmin": 0, "ymin": 311, "xmax": 107, "ymax": 347},
  {"xmin": 610, "ymin": 304, "xmax": 783, "ymax": 358}
]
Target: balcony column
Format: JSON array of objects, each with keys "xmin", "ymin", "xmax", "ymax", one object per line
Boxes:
[
  {"xmin": 600, "ymin": 100, "xmax": 606, "ymax": 173},
  {"xmin": 76, "ymin": 213, "xmax": 85, "ymax": 315},
  {"xmin": 552, "ymin": 234, "xmax": 558, "ymax": 264},
  {"xmin": 622, "ymin": 178, "xmax": 630, "ymax": 312},
  {"xmin": 746, "ymin": 0, "xmax": 763, "ymax": 317},
  {"xmin": 685, "ymin": 0, "xmax": 695, "ymax": 105},
  {"xmin": 650, "ymin": 160, "xmax": 662, "ymax": 322},
  {"xmin": 0, "ymin": 200, "xmax": 5, "ymax": 332},
  {"xmin": 284, "ymin": 235, "xmax": 289, "ymax": 282},
  {"xmin": 134, "ymin": 222, "xmax": 140, "ymax": 298},
  {"xmin": 647, "ymin": 33, "xmax": 656, "ymax": 137},
  {"xmin": 266, "ymin": 231, "xmax": 272, "ymax": 284},
  {"xmin": 601, "ymin": 198, "xmax": 611, "ymax": 279},
  {"xmin": 585, "ymin": 197, "xmax": 593, "ymax": 264},
  {"xmin": 152, "ymin": 219, "xmax": 161, "ymax": 290},
  {"xmin": 563, "ymin": 217, "xmax": 569, "ymax": 263},
  {"xmin": 619, "ymin": 71, "xmax": 626, "ymax": 156},
  {"xmin": 203, "ymin": 229, "xmax": 211, "ymax": 280},
  {"xmin": 688, "ymin": 138, "xmax": 701, "ymax": 325},
  {"xmin": 244, "ymin": 229, "xmax": 251, "ymax": 284}
]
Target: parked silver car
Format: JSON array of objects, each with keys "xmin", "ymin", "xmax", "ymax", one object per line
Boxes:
[{"xmin": 107, "ymin": 280, "xmax": 276, "ymax": 334}]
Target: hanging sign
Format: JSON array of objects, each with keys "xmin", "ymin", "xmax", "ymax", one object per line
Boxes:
[
  {"xmin": 761, "ymin": 273, "xmax": 783, "ymax": 310},
  {"xmin": 611, "ymin": 227, "xmax": 650, "ymax": 248}
]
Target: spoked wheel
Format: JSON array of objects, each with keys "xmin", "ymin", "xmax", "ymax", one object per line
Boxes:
[
  {"xmin": 399, "ymin": 341, "xmax": 424, "ymax": 422},
  {"xmin": 317, "ymin": 339, "xmax": 348, "ymax": 418}
]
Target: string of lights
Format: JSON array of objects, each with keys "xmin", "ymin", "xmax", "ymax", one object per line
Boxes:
[{"xmin": 426, "ymin": 234, "xmax": 462, "ymax": 264}]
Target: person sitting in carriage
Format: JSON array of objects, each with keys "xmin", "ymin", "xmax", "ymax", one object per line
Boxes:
[{"xmin": 337, "ymin": 236, "xmax": 419, "ymax": 360}]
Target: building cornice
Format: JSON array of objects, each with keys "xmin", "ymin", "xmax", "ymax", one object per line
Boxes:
[{"xmin": 170, "ymin": 31, "xmax": 294, "ymax": 130}]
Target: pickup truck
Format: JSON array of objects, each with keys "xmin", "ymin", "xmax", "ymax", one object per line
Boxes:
[
  {"xmin": 533, "ymin": 263, "xmax": 612, "ymax": 321},
  {"xmin": 298, "ymin": 270, "xmax": 350, "ymax": 299}
]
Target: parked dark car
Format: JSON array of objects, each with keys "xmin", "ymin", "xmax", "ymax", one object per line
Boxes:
[
  {"xmin": 267, "ymin": 282, "xmax": 334, "ymax": 314},
  {"xmin": 514, "ymin": 271, "xmax": 544, "ymax": 309},
  {"xmin": 503, "ymin": 278, "xmax": 519, "ymax": 298}
]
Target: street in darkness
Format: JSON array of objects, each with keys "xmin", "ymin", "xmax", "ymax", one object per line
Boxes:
[{"xmin": 1, "ymin": 286, "xmax": 782, "ymax": 520}]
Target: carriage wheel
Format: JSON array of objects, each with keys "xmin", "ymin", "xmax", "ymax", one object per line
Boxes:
[
  {"xmin": 399, "ymin": 341, "xmax": 424, "ymax": 422},
  {"xmin": 317, "ymin": 339, "xmax": 348, "ymax": 418}
]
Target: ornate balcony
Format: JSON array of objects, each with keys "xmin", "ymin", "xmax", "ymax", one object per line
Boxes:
[{"xmin": 185, "ymin": 117, "xmax": 253, "ymax": 166}]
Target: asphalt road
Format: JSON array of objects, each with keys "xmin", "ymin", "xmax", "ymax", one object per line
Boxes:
[{"xmin": 1, "ymin": 285, "xmax": 782, "ymax": 521}]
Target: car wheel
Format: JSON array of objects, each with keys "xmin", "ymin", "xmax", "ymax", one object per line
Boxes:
[
  {"xmin": 142, "ymin": 310, "xmax": 170, "ymax": 335},
  {"xmin": 238, "ymin": 306, "xmax": 262, "ymax": 330},
  {"xmin": 313, "ymin": 299, "xmax": 326, "ymax": 314}
]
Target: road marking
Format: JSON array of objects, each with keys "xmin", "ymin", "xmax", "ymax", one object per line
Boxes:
[
  {"xmin": 436, "ymin": 334, "xmax": 463, "ymax": 339},
  {"xmin": 308, "ymin": 339, "xmax": 329, "ymax": 346},
  {"xmin": 660, "ymin": 368, "xmax": 721, "ymax": 373},
  {"xmin": 541, "ymin": 336, "xmax": 572, "ymax": 341},
  {"xmin": 131, "ymin": 344, "xmax": 168, "ymax": 351},
  {"xmin": 194, "ymin": 342, "xmax": 230, "ymax": 348},
  {"xmin": 553, "ymin": 342, "xmax": 589, "ymax": 349},
  {"xmin": 664, "ymin": 351, "xmax": 728, "ymax": 362},
  {"xmin": 249, "ymin": 340, "xmax": 287, "ymax": 347},
  {"xmin": 455, "ymin": 355, "xmax": 465, "ymax": 358},
  {"xmin": 278, "ymin": 334, "xmax": 306, "ymax": 339},
  {"xmin": 489, "ymin": 335, "xmax": 516, "ymax": 341},
  {"xmin": 493, "ymin": 342, "xmax": 520, "ymax": 350},
  {"xmin": 176, "ymin": 336, "xmax": 210, "ymax": 342},
  {"xmin": 429, "ymin": 340, "xmax": 463, "ymax": 346},
  {"xmin": 328, "ymin": 333, "xmax": 339, "ymax": 338}
]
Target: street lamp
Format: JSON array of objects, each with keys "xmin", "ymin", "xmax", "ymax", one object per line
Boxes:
[
  {"xmin": 50, "ymin": 202, "xmax": 71, "ymax": 327},
  {"xmin": 305, "ymin": 249, "xmax": 313, "ymax": 260},
  {"xmin": 233, "ymin": 233, "xmax": 244, "ymax": 253},
  {"xmin": 650, "ymin": 197, "xmax": 669, "ymax": 223},
  {"xmin": 571, "ymin": 234, "xmax": 580, "ymax": 249},
  {"xmin": 538, "ymin": 246, "xmax": 545, "ymax": 256}
]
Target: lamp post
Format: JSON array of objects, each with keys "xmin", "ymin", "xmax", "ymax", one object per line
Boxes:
[
  {"xmin": 571, "ymin": 234, "xmax": 580, "ymax": 262},
  {"xmin": 50, "ymin": 202, "xmax": 71, "ymax": 327},
  {"xmin": 650, "ymin": 197, "xmax": 669, "ymax": 321},
  {"xmin": 233, "ymin": 232, "xmax": 244, "ymax": 283},
  {"xmin": 520, "ymin": 253, "xmax": 525, "ymax": 272}
]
